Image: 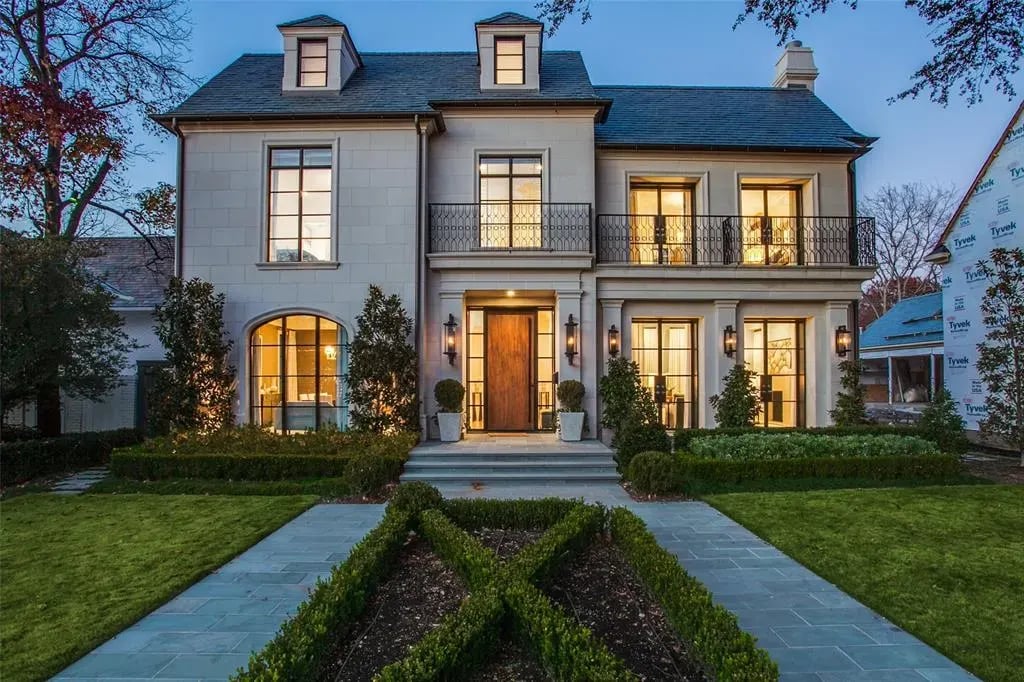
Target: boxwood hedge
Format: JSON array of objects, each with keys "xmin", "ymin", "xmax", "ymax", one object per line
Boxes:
[
  {"xmin": 689, "ymin": 432, "xmax": 939, "ymax": 461},
  {"xmin": 0, "ymin": 428, "xmax": 142, "ymax": 487}
]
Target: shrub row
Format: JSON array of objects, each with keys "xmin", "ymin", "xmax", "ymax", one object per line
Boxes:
[
  {"xmin": 129, "ymin": 424, "xmax": 418, "ymax": 457},
  {"xmin": 232, "ymin": 508, "xmax": 411, "ymax": 681},
  {"xmin": 673, "ymin": 424, "xmax": 927, "ymax": 451},
  {"xmin": 506, "ymin": 503, "xmax": 603, "ymax": 585},
  {"xmin": 689, "ymin": 433, "xmax": 939, "ymax": 461},
  {"xmin": 0, "ymin": 428, "xmax": 142, "ymax": 486},
  {"xmin": 610, "ymin": 508, "xmax": 778, "ymax": 681},
  {"xmin": 419, "ymin": 509, "xmax": 500, "ymax": 589},
  {"xmin": 88, "ymin": 476, "xmax": 352, "ymax": 498},
  {"xmin": 442, "ymin": 497, "xmax": 581, "ymax": 530}
]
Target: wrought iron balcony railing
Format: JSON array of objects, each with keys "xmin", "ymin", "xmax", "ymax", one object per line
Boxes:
[
  {"xmin": 596, "ymin": 214, "xmax": 876, "ymax": 267},
  {"xmin": 429, "ymin": 202, "xmax": 592, "ymax": 253}
]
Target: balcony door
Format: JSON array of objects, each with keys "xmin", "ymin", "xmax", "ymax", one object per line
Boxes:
[
  {"xmin": 479, "ymin": 156, "xmax": 542, "ymax": 249},
  {"xmin": 631, "ymin": 319, "xmax": 698, "ymax": 429},
  {"xmin": 743, "ymin": 320, "xmax": 805, "ymax": 428},
  {"xmin": 740, "ymin": 185, "xmax": 802, "ymax": 265},
  {"xmin": 628, "ymin": 182, "xmax": 695, "ymax": 264}
]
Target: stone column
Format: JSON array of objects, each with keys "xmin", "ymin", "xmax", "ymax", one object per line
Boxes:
[
  {"xmin": 555, "ymin": 289, "xmax": 584, "ymax": 384},
  {"xmin": 709, "ymin": 300, "xmax": 739, "ymax": 428},
  {"xmin": 598, "ymin": 299, "xmax": 624, "ymax": 442},
  {"xmin": 822, "ymin": 300, "xmax": 851, "ymax": 425}
]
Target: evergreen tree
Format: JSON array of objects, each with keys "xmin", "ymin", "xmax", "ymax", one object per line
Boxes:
[
  {"xmin": 150, "ymin": 277, "xmax": 236, "ymax": 433},
  {"xmin": 919, "ymin": 387, "xmax": 969, "ymax": 454},
  {"xmin": 830, "ymin": 360, "xmax": 868, "ymax": 426},
  {"xmin": 710, "ymin": 364, "xmax": 762, "ymax": 427},
  {"xmin": 347, "ymin": 285, "xmax": 418, "ymax": 433},
  {"xmin": 598, "ymin": 356, "xmax": 659, "ymax": 433}
]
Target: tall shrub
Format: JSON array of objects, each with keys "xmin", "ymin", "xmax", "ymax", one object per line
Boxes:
[
  {"xmin": 976, "ymin": 247, "xmax": 1024, "ymax": 465},
  {"xmin": 830, "ymin": 360, "xmax": 868, "ymax": 426},
  {"xmin": 347, "ymin": 285, "xmax": 418, "ymax": 433},
  {"xmin": 919, "ymin": 387, "xmax": 969, "ymax": 454},
  {"xmin": 150, "ymin": 277, "xmax": 235, "ymax": 433},
  {"xmin": 710, "ymin": 365, "xmax": 761, "ymax": 427},
  {"xmin": 598, "ymin": 356, "xmax": 658, "ymax": 435}
]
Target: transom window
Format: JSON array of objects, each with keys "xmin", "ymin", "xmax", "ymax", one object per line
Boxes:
[
  {"xmin": 631, "ymin": 319, "xmax": 698, "ymax": 430},
  {"xmin": 494, "ymin": 36, "xmax": 525, "ymax": 85},
  {"xmin": 479, "ymin": 155, "xmax": 542, "ymax": 248},
  {"xmin": 250, "ymin": 314, "xmax": 347, "ymax": 432},
  {"xmin": 298, "ymin": 39, "xmax": 328, "ymax": 87},
  {"xmin": 268, "ymin": 147, "xmax": 332, "ymax": 263}
]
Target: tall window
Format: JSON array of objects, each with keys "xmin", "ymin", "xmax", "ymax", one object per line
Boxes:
[
  {"xmin": 494, "ymin": 36, "xmax": 525, "ymax": 84},
  {"xmin": 631, "ymin": 319, "xmax": 698, "ymax": 429},
  {"xmin": 250, "ymin": 315, "xmax": 347, "ymax": 432},
  {"xmin": 298, "ymin": 39, "xmax": 328, "ymax": 87},
  {"xmin": 479, "ymin": 155, "xmax": 542, "ymax": 248},
  {"xmin": 742, "ymin": 319, "xmax": 805, "ymax": 427},
  {"xmin": 628, "ymin": 182, "xmax": 696, "ymax": 264},
  {"xmin": 268, "ymin": 147, "xmax": 332, "ymax": 262},
  {"xmin": 740, "ymin": 185, "xmax": 802, "ymax": 265}
]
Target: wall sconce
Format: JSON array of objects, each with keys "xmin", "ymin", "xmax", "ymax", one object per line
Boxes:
[
  {"xmin": 723, "ymin": 325, "xmax": 737, "ymax": 357},
  {"xmin": 835, "ymin": 324, "xmax": 852, "ymax": 357},
  {"xmin": 564, "ymin": 314, "xmax": 579, "ymax": 365},
  {"xmin": 323, "ymin": 345, "xmax": 337, "ymax": 360},
  {"xmin": 607, "ymin": 324, "xmax": 620, "ymax": 357},
  {"xmin": 443, "ymin": 313, "xmax": 458, "ymax": 365}
]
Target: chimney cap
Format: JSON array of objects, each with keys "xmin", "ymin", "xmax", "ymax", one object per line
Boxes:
[{"xmin": 786, "ymin": 40, "xmax": 804, "ymax": 48}]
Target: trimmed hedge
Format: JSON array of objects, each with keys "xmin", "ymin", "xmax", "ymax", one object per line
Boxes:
[
  {"xmin": 676, "ymin": 453, "xmax": 961, "ymax": 482},
  {"xmin": 442, "ymin": 497, "xmax": 580, "ymax": 530},
  {"xmin": 674, "ymin": 424, "xmax": 927, "ymax": 451},
  {"xmin": 129, "ymin": 425, "xmax": 418, "ymax": 456},
  {"xmin": 232, "ymin": 508, "xmax": 411, "ymax": 681},
  {"xmin": 627, "ymin": 451, "xmax": 676, "ymax": 495},
  {"xmin": 0, "ymin": 428, "xmax": 142, "ymax": 486},
  {"xmin": 689, "ymin": 433, "xmax": 940, "ymax": 461},
  {"xmin": 110, "ymin": 451, "xmax": 353, "ymax": 481},
  {"xmin": 614, "ymin": 420, "xmax": 671, "ymax": 471},
  {"xmin": 506, "ymin": 503, "xmax": 603, "ymax": 585},
  {"xmin": 611, "ymin": 507, "xmax": 778, "ymax": 681},
  {"xmin": 419, "ymin": 509, "xmax": 500, "ymax": 589}
]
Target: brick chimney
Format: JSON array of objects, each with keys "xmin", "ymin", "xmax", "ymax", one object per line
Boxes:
[{"xmin": 773, "ymin": 40, "xmax": 819, "ymax": 92}]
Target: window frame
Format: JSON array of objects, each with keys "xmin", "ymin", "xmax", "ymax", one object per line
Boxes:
[
  {"xmin": 739, "ymin": 183, "xmax": 805, "ymax": 265},
  {"xmin": 478, "ymin": 154, "xmax": 543, "ymax": 248},
  {"xmin": 742, "ymin": 318, "xmax": 806, "ymax": 428},
  {"xmin": 297, "ymin": 38, "xmax": 329, "ymax": 88},
  {"xmin": 630, "ymin": 318, "xmax": 699, "ymax": 430},
  {"xmin": 493, "ymin": 35, "xmax": 526, "ymax": 85},
  {"xmin": 266, "ymin": 146, "xmax": 334, "ymax": 264}
]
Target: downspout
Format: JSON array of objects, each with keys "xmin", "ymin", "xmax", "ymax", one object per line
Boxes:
[
  {"xmin": 171, "ymin": 117, "xmax": 185, "ymax": 278},
  {"xmin": 848, "ymin": 157, "xmax": 861, "ymax": 359},
  {"xmin": 414, "ymin": 115, "xmax": 426, "ymax": 439}
]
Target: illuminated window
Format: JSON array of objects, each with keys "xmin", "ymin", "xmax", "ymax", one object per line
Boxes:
[
  {"xmin": 494, "ymin": 36, "xmax": 525, "ymax": 84},
  {"xmin": 742, "ymin": 319, "xmax": 805, "ymax": 427},
  {"xmin": 740, "ymin": 185, "xmax": 801, "ymax": 265},
  {"xmin": 628, "ymin": 182, "xmax": 696, "ymax": 264},
  {"xmin": 630, "ymin": 319, "xmax": 698, "ymax": 429},
  {"xmin": 268, "ymin": 147, "xmax": 332, "ymax": 262},
  {"xmin": 479, "ymin": 155, "xmax": 542, "ymax": 248},
  {"xmin": 298, "ymin": 39, "xmax": 328, "ymax": 87},
  {"xmin": 250, "ymin": 315, "xmax": 347, "ymax": 432}
]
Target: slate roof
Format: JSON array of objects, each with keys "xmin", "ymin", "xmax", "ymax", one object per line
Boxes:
[
  {"xmin": 82, "ymin": 237, "xmax": 175, "ymax": 309},
  {"xmin": 593, "ymin": 86, "xmax": 874, "ymax": 152},
  {"xmin": 277, "ymin": 15, "xmax": 346, "ymax": 28},
  {"xmin": 160, "ymin": 51, "xmax": 603, "ymax": 121},
  {"xmin": 476, "ymin": 12, "xmax": 544, "ymax": 26},
  {"xmin": 860, "ymin": 292, "xmax": 943, "ymax": 350}
]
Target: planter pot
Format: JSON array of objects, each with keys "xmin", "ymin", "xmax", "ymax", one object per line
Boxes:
[
  {"xmin": 437, "ymin": 412, "xmax": 463, "ymax": 442},
  {"xmin": 559, "ymin": 412, "xmax": 584, "ymax": 442}
]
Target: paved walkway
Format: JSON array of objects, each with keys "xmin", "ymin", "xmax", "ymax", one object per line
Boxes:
[
  {"xmin": 51, "ymin": 467, "xmax": 109, "ymax": 495},
  {"xmin": 57, "ymin": 495, "xmax": 974, "ymax": 681},
  {"xmin": 54, "ymin": 505, "xmax": 385, "ymax": 681}
]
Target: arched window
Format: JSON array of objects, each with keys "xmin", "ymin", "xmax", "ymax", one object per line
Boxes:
[{"xmin": 250, "ymin": 315, "xmax": 347, "ymax": 432}]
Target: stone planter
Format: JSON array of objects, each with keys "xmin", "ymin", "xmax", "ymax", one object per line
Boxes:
[
  {"xmin": 559, "ymin": 412, "xmax": 584, "ymax": 442},
  {"xmin": 437, "ymin": 412, "xmax": 463, "ymax": 442}
]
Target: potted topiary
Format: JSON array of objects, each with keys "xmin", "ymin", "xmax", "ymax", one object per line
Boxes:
[
  {"xmin": 434, "ymin": 379, "xmax": 465, "ymax": 442},
  {"xmin": 557, "ymin": 379, "xmax": 586, "ymax": 442}
]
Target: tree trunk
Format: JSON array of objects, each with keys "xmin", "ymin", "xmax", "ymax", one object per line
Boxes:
[{"xmin": 36, "ymin": 383, "xmax": 61, "ymax": 436}]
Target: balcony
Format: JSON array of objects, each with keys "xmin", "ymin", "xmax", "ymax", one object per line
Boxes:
[
  {"xmin": 428, "ymin": 203, "xmax": 592, "ymax": 254},
  {"xmin": 596, "ymin": 214, "xmax": 876, "ymax": 267}
]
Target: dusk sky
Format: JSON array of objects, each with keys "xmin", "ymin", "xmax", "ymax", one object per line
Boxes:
[{"xmin": 134, "ymin": 0, "xmax": 1023, "ymax": 205}]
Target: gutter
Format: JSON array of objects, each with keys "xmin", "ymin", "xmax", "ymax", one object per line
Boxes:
[
  {"xmin": 596, "ymin": 142, "xmax": 872, "ymax": 156},
  {"xmin": 172, "ymin": 117, "xmax": 184, "ymax": 278},
  {"xmin": 151, "ymin": 110, "xmax": 447, "ymax": 133}
]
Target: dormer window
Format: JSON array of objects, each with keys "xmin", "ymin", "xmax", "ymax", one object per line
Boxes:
[
  {"xmin": 494, "ymin": 36, "xmax": 525, "ymax": 85},
  {"xmin": 298, "ymin": 39, "xmax": 328, "ymax": 87}
]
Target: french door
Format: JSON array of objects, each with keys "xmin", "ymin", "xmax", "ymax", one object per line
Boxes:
[
  {"xmin": 742, "ymin": 320, "xmax": 805, "ymax": 428},
  {"xmin": 631, "ymin": 319, "xmax": 698, "ymax": 429},
  {"xmin": 479, "ymin": 156, "xmax": 542, "ymax": 248},
  {"xmin": 739, "ymin": 185, "xmax": 802, "ymax": 265},
  {"xmin": 628, "ymin": 182, "xmax": 696, "ymax": 264}
]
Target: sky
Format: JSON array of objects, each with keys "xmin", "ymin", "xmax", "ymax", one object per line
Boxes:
[{"xmin": 132, "ymin": 0, "xmax": 1024, "ymax": 202}]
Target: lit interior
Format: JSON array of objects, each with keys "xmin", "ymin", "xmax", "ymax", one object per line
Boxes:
[{"xmin": 742, "ymin": 320, "xmax": 804, "ymax": 427}]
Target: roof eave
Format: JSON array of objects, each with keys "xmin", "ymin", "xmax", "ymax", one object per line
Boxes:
[
  {"xmin": 595, "ymin": 141, "xmax": 870, "ymax": 155},
  {"xmin": 429, "ymin": 98, "xmax": 611, "ymax": 122},
  {"xmin": 151, "ymin": 110, "xmax": 446, "ymax": 131}
]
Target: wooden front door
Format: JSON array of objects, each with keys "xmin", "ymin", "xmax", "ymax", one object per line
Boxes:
[{"xmin": 486, "ymin": 312, "xmax": 534, "ymax": 430}]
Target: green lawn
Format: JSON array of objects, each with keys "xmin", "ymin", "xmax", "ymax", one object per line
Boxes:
[
  {"xmin": 707, "ymin": 485, "xmax": 1024, "ymax": 681},
  {"xmin": 0, "ymin": 493, "xmax": 315, "ymax": 682}
]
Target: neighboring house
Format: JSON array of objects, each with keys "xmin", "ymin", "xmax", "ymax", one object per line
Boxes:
[
  {"xmin": 925, "ymin": 100, "xmax": 1024, "ymax": 431},
  {"xmin": 4, "ymin": 237, "xmax": 174, "ymax": 432},
  {"xmin": 859, "ymin": 292, "xmax": 943, "ymax": 406},
  {"xmin": 153, "ymin": 12, "xmax": 877, "ymax": 437}
]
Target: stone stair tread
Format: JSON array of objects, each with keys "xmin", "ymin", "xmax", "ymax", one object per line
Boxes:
[{"xmin": 405, "ymin": 459, "xmax": 615, "ymax": 467}]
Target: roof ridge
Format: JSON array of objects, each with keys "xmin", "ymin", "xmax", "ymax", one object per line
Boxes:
[{"xmin": 596, "ymin": 84, "xmax": 799, "ymax": 92}]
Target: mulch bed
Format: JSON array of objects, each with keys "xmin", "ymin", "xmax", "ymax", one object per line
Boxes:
[
  {"xmin": 466, "ymin": 637, "xmax": 548, "ymax": 681},
  {"xmin": 471, "ymin": 528, "xmax": 545, "ymax": 559},
  {"xmin": 548, "ymin": 538, "xmax": 707, "ymax": 681},
  {"xmin": 317, "ymin": 535, "xmax": 468, "ymax": 681},
  {"xmin": 963, "ymin": 454, "xmax": 1024, "ymax": 484}
]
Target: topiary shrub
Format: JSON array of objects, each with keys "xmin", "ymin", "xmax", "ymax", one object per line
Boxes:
[
  {"xmin": 919, "ymin": 387, "xmax": 970, "ymax": 454},
  {"xmin": 346, "ymin": 452, "xmax": 402, "ymax": 496},
  {"xmin": 434, "ymin": 379, "xmax": 466, "ymax": 413},
  {"xmin": 615, "ymin": 417, "xmax": 671, "ymax": 471},
  {"xmin": 389, "ymin": 481, "xmax": 444, "ymax": 516},
  {"xmin": 709, "ymin": 365, "xmax": 761, "ymax": 427},
  {"xmin": 627, "ymin": 451, "xmax": 676, "ymax": 495},
  {"xmin": 599, "ymin": 357, "xmax": 658, "ymax": 436},
  {"xmin": 830, "ymin": 360, "xmax": 868, "ymax": 426},
  {"xmin": 556, "ymin": 380, "xmax": 585, "ymax": 412}
]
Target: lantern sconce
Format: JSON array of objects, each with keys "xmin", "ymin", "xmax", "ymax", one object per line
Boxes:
[
  {"xmin": 607, "ymin": 324, "xmax": 620, "ymax": 357},
  {"xmin": 835, "ymin": 324, "xmax": 853, "ymax": 357},
  {"xmin": 443, "ymin": 313, "xmax": 458, "ymax": 365},
  {"xmin": 564, "ymin": 314, "xmax": 579, "ymax": 365},
  {"xmin": 723, "ymin": 325, "xmax": 737, "ymax": 357}
]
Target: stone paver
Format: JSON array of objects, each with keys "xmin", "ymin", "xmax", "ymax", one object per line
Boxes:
[
  {"xmin": 54, "ymin": 504, "xmax": 384, "ymax": 681},
  {"xmin": 51, "ymin": 467, "xmax": 109, "ymax": 495}
]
